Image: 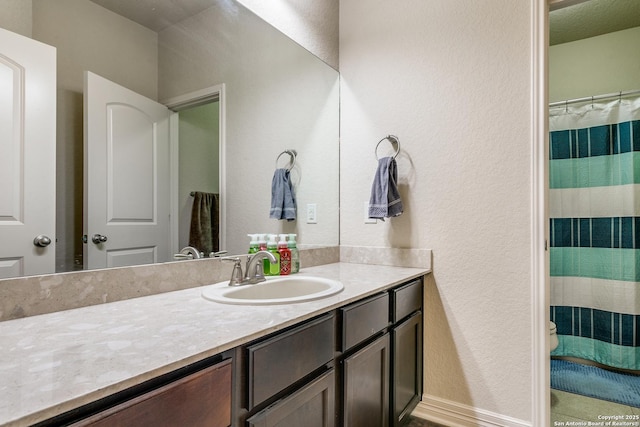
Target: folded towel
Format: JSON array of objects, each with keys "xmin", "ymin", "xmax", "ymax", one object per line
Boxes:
[
  {"xmin": 189, "ymin": 192, "xmax": 219, "ymax": 254},
  {"xmin": 368, "ymin": 156, "xmax": 403, "ymax": 221},
  {"xmin": 269, "ymin": 168, "xmax": 296, "ymax": 221}
]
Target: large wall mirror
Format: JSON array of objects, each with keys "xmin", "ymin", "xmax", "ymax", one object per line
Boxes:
[{"xmin": 0, "ymin": 0, "xmax": 339, "ymax": 278}]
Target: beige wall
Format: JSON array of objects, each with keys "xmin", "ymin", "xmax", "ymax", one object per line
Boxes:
[
  {"xmin": 549, "ymin": 26, "xmax": 640, "ymax": 102},
  {"xmin": 340, "ymin": 0, "xmax": 534, "ymax": 423},
  {"xmin": 0, "ymin": 0, "xmax": 32, "ymax": 37}
]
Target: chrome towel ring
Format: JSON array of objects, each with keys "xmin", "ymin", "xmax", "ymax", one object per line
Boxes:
[
  {"xmin": 375, "ymin": 135, "xmax": 400, "ymax": 160},
  {"xmin": 276, "ymin": 149, "xmax": 297, "ymax": 170}
]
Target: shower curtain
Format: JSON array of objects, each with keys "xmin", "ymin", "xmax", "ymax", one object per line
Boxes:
[{"xmin": 550, "ymin": 96, "xmax": 640, "ymax": 371}]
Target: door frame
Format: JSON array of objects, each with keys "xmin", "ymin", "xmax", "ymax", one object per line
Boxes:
[
  {"xmin": 162, "ymin": 84, "xmax": 226, "ymax": 256},
  {"xmin": 532, "ymin": 0, "xmax": 549, "ymax": 426}
]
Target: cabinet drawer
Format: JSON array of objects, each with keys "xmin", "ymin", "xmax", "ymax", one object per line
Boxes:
[
  {"xmin": 391, "ymin": 279, "xmax": 422, "ymax": 323},
  {"xmin": 247, "ymin": 313, "xmax": 335, "ymax": 409},
  {"xmin": 340, "ymin": 292, "xmax": 389, "ymax": 351},
  {"xmin": 71, "ymin": 359, "xmax": 232, "ymax": 427}
]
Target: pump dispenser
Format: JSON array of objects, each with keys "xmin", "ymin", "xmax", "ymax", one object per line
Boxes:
[
  {"xmin": 247, "ymin": 234, "xmax": 259, "ymax": 254},
  {"xmin": 257, "ymin": 234, "xmax": 267, "ymax": 251},
  {"xmin": 288, "ymin": 233, "xmax": 300, "ymax": 273},
  {"xmin": 278, "ymin": 234, "xmax": 291, "ymax": 275},
  {"xmin": 265, "ymin": 234, "xmax": 280, "ymax": 276}
]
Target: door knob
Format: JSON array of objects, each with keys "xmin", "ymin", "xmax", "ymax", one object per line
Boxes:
[
  {"xmin": 91, "ymin": 234, "xmax": 108, "ymax": 244},
  {"xmin": 33, "ymin": 235, "xmax": 52, "ymax": 247}
]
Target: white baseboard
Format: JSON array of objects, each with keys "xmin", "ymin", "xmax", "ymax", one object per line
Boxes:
[{"xmin": 412, "ymin": 395, "xmax": 531, "ymax": 427}]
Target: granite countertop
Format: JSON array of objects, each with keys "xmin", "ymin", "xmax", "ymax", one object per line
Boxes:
[{"xmin": 0, "ymin": 262, "xmax": 429, "ymax": 427}]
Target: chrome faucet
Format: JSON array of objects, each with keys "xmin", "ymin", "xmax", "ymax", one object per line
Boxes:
[
  {"xmin": 174, "ymin": 246, "xmax": 203, "ymax": 260},
  {"xmin": 245, "ymin": 251, "xmax": 278, "ymax": 284},
  {"xmin": 222, "ymin": 251, "xmax": 278, "ymax": 286}
]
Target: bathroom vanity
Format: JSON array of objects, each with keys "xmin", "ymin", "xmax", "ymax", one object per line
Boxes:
[{"xmin": 0, "ymin": 262, "xmax": 429, "ymax": 427}]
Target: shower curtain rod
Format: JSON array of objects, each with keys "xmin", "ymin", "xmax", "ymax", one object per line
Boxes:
[{"xmin": 549, "ymin": 89, "xmax": 640, "ymax": 108}]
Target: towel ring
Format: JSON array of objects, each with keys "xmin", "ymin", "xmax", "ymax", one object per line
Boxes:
[
  {"xmin": 375, "ymin": 135, "xmax": 400, "ymax": 160},
  {"xmin": 276, "ymin": 149, "xmax": 297, "ymax": 170}
]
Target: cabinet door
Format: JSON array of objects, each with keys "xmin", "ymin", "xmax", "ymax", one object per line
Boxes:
[
  {"xmin": 392, "ymin": 311, "xmax": 423, "ymax": 427},
  {"xmin": 71, "ymin": 359, "xmax": 232, "ymax": 427},
  {"xmin": 247, "ymin": 370, "xmax": 335, "ymax": 427},
  {"xmin": 342, "ymin": 334, "xmax": 390, "ymax": 427}
]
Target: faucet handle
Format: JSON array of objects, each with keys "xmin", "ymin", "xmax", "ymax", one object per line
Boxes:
[
  {"xmin": 221, "ymin": 257, "xmax": 244, "ymax": 286},
  {"xmin": 246, "ymin": 255, "xmax": 267, "ymax": 284}
]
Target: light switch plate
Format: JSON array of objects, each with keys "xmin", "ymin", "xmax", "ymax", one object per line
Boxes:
[{"xmin": 306, "ymin": 203, "xmax": 317, "ymax": 224}]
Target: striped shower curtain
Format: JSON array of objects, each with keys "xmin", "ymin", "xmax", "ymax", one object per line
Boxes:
[{"xmin": 549, "ymin": 96, "xmax": 640, "ymax": 371}]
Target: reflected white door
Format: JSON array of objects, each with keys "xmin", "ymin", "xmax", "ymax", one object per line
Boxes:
[
  {"xmin": 0, "ymin": 28, "xmax": 56, "ymax": 279},
  {"xmin": 84, "ymin": 71, "xmax": 170, "ymax": 269}
]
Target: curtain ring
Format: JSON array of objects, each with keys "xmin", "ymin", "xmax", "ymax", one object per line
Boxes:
[{"xmin": 375, "ymin": 135, "xmax": 401, "ymax": 160}]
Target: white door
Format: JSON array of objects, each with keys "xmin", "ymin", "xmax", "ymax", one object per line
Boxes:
[
  {"xmin": 0, "ymin": 28, "xmax": 56, "ymax": 279},
  {"xmin": 84, "ymin": 72, "xmax": 171, "ymax": 270}
]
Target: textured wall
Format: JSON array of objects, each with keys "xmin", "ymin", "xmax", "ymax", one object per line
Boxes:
[
  {"xmin": 0, "ymin": 0, "xmax": 32, "ymax": 37},
  {"xmin": 238, "ymin": 0, "xmax": 339, "ymax": 70},
  {"xmin": 339, "ymin": 0, "xmax": 534, "ymax": 422},
  {"xmin": 549, "ymin": 26, "xmax": 640, "ymax": 102}
]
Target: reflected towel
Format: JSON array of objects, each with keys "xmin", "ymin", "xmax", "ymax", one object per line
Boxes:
[
  {"xmin": 368, "ymin": 156, "xmax": 403, "ymax": 221},
  {"xmin": 189, "ymin": 192, "xmax": 219, "ymax": 254},
  {"xmin": 269, "ymin": 168, "xmax": 296, "ymax": 221}
]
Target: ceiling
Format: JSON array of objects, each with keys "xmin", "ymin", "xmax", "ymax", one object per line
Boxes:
[
  {"xmin": 550, "ymin": 0, "xmax": 640, "ymax": 45},
  {"xmin": 91, "ymin": 0, "xmax": 640, "ymax": 46},
  {"xmin": 90, "ymin": 0, "xmax": 218, "ymax": 32}
]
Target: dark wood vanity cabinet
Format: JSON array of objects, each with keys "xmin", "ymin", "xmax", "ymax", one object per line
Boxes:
[
  {"xmin": 391, "ymin": 280, "xmax": 424, "ymax": 427},
  {"xmin": 236, "ymin": 277, "xmax": 423, "ymax": 427},
  {"xmin": 338, "ymin": 278, "xmax": 423, "ymax": 427},
  {"xmin": 69, "ymin": 358, "xmax": 232, "ymax": 427}
]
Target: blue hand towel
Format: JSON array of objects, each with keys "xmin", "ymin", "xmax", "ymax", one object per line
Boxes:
[
  {"xmin": 368, "ymin": 157, "xmax": 403, "ymax": 221},
  {"xmin": 270, "ymin": 168, "xmax": 296, "ymax": 221}
]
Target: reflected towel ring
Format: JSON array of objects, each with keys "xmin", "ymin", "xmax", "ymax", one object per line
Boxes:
[
  {"xmin": 276, "ymin": 149, "xmax": 297, "ymax": 170},
  {"xmin": 375, "ymin": 135, "xmax": 401, "ymax": 160}
]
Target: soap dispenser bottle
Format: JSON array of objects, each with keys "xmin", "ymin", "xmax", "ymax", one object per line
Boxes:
[
  {"xmin": 288, "ymin": 233, "xmax": 300, "ymax": 273},
  {"xmin": 258, "ymin": 234, "xmax": 267, "ymax": 251},
  {"xmin": 278, "ymin": 234, "xmax": 291, "ymax": 275},
  {"xmin": 265, "ymin": 234, "xmax": 280, "ymax": 276},
  {"xmin": 247, "ymin": 234, "xmax": 259, "ymax": 254}
]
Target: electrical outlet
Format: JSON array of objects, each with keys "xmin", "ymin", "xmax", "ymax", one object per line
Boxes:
[
  {"xmin": 306, "ymin": 203, "xmax": 317, "ymax": 224},
  {"xmin": 364, "ymin": 201, "xmax": 376, "ymax": 224}
]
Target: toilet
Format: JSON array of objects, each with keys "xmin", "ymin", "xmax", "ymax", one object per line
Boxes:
[{"xmin": 550, "ymin": 321, "xmax": 559, "ymax": 352}]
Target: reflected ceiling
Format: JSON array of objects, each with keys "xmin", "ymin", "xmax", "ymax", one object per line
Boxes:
[{"xmin": 90, "ymin": 0, "xmax": 216, "ymax": 32}]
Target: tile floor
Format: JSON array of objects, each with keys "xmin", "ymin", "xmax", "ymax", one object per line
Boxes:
[
  {"xmin": 405, "ymin": 415, "xmax": 447, "ymax": 427},
  {"xmin": 551, "ymin": 389, "xmax": 640, "ymax": 425}
]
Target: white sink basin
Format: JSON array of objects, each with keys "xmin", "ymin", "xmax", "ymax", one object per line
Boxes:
[{"xmin": 201, "ymin": 276, "xmax": 344, "ymax": 305}]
